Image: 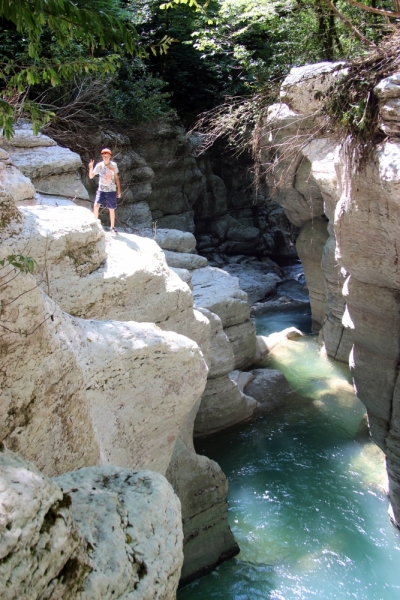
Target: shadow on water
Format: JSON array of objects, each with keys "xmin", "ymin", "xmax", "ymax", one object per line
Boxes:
[{"xmin": 178, "ymin": 309, "xmax": 400, "ymax": 600}]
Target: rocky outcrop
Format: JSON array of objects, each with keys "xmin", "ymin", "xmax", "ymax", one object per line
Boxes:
[
  {"xmin": 0, "ymin": 448, "xmax": 183, "ymax": 600},
  {"xmin": 166, "ymin": 399, "xmax": 239, "ymax": 584},
  {"xmin": 56, "ymin": 466, "xmax": 183, "ymax": 599},
  {"xmin": 193, "ymin": 141, "xmax": 297, "ymax": 259},
  {"xmin": 1, "ymin": 127, "xmax": 257, "ymax": 584},
  {"xmin": 244, "ymin": 368, "xmax": 301, "ymax": 410},
  {"xmin": 296, "ymin": 217, "xmax": 328, "ymax": 329},
  {"xmin": 59, "ymin": 117, "xmax": 295, "ymax": 260},
  {"xmin": 261, "ymin": 63, "xmax": 400, "ymax": 526},
  {"xmin": 191, "ymin": 267, "xmax": 258, "ymax": 435}
]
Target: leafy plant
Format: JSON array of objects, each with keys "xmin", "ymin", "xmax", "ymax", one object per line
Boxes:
[{"xmin": 0, "ymin": 254, "xmax": 38, "ymax": 274}]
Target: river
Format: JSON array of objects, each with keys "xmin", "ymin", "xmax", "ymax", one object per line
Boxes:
[{"xmin": 178, "ymin": 306, "xmax": 400, "ymax": 600}]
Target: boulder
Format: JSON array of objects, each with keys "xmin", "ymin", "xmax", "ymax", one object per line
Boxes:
[
  {"xmin": 255, "ymin": 328, "xmax": 304, "ymax": 356},
  {"xmin": 139, "ymin": 228, "xmax": 197, "ymax": 253},
  {"xmin": 374, "ymin": 73, "xmax": 400, "ymax": 100},
  {"xmin": 7, "ymin": 145, "xmax": 82, "ymax": 180},
  {"xmin": 195, "ymin": 308, "xmax": 235, "ymax": 378},
  {"xmin": 0, "ymin": 123, "xmax": 57, "ymax": 148},
  {"xmin": 0, "ymin": 447, "xmax": 184, "ymax": 600},
  {"xmin": 375, "ymin": 74, "xmax": 400, "ymax": 136},
  {"xmin": 244, "ymin": 368, "xmax": 300, "ymax": 410},
  {"xmin": 228, "ymin": 370, "xmax": 255, "ymax": 392},
  {"xmin": 163, "ymin": 250, "xmax": 208, "ymax": 270},
  {"xmin": 0, "ymin": 163, "xmax": 35, "ymax": 202},
  {"xmin": 170, "ymin": 266, "xmax": 193, "ymax": 289},
  {"xmin": 65, "ymin": 316, "xmax": 208, "ymax": 475},
  {"xmin": 225, "ymin": 221, "xmax": 260, "ymax": 243},
  {"xmin": 280, "ymin": 62, "xmax": 347, "ymax": 115},
  {"xmin": 251, "ymin": 296, "xmax": 308, "ymax": 316},
  {"xmin": 194, "ymin": 375, "xmax": 257, "ymax": 436},
  {"xmin": 34, "ymin": 171, "xmax": 89, "ymax": 201},
  {"xmin": 0, "ymin": 449, "xmax": 87, "ymax": 600},
  {"xmin": 192, "ymin": 266, "xmax": 250, "ymax": 328},
  {"xmin": 224, "ymin": 319, "xmax": 257, "ymax": 369},
  {"xmin": 2, "ymin": 196, "xmax": 210, "ymax": 355},
  {"xmin": 221, "ymin": 260, "xmax": 282, "ymax": 305},
  {"xmin": 0, "ymin": 265, "xmax": 208, "ymax": 476},
  {"xmin": 0, "ymin": 271, "xmax": 100, "ymax": 476},
  {"xmin": 56, "ymin": 466, "xmax": 183, "ymax": 600}
]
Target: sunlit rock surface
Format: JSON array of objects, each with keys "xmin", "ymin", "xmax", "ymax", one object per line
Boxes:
[
  {"xmin": 0, "ymin": 449, "xmax": 87, "ymax": 600},
  {"xmin": 0, "ymin": 131, "xmax": 242, "ymax": 583},
  {"xmin": 0, "ymin": 448, "xmax": 183, "ymax": 600},
  {"xmin": 56, "ymin": 466, "xmax": 183, "ymax": 600}
]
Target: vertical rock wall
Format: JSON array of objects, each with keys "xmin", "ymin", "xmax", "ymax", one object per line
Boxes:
[{"xmin": 261, "ymin": 64, "xmax": 400, "ymax": 526}]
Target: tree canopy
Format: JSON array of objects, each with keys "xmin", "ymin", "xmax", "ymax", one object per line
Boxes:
[{"xmin": 1, "ymin": 0, "xmax": 398, "ymax": 137}]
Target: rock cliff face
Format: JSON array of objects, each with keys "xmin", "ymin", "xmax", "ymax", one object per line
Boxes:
[
  {"xmin": 59, "ymin": 117, "xmax": 295, "ymax": 260},
  {"xmin": 0, "ymin": 123, "xmax": 270, "ymax": 590},
  {"xmin": 261, "ymin": 64, "xmax": 400, "ymax": 526}
]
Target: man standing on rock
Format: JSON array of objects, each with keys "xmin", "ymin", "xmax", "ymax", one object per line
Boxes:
[{"xmin": 89, "ymin": 148, "xmax": 121, "ymax": 234}]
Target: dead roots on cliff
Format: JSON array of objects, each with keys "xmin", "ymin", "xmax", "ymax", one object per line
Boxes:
[{"xmin": 324, "ymin": 27, "xmax": 400, "ymax": 166}]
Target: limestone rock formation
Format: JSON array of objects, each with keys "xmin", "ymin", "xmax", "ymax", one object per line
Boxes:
[
  {"xmin": 191, "ymin": 267, "xmax": 258, "ymax": 434},
  {"xmin": 166, "ymin": 401, "xmax": 239, "ymax": 584},
  {"xmin": 296, "ymin": 217, "xmax": 328, "ymax": 329},
  {"xmin": 0, "ymin": 251, "xmax": 207, "ymax": 476},
  {"xmin": 218, "ymin": 257, "xmax": 282, "ymax": 305},
  {"xmin": 0, "ymin": 448, "xmax": 87, "ymax": 600},
  {"xmin": 1, "ymin": 129, "xmax": 244, "ymax": 584},
  {"xmin": 56, "ymin": 466, "xmax": 183, "ymax": 599},
  {"xmin": 261, "ymin": 64, "xmax": 400, "ymax": 527},
  {"xmin": 261, "ymin": 63, "xmax": 354, "ymax": 360},
  {"xmin": 0, "ymin": 448, "xmax": 184, "ymax": 600}
]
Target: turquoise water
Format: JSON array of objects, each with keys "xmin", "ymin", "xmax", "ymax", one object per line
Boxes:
[{"xmin": 178, "ymin": 311, "xmax": 400, "ymax": 600}]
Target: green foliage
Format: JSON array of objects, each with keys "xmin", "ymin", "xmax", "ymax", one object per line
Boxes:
[
  {"xmin": 125, "ymin": 0, "xmax": 392, "ymax": 122},
  {"xmin": 0, "ymin": 0, "xmax": 144, "ymax": 137},
  {"xmin": 0, "ymin": 255, "xmax": 38, "ymax": 274},
  {"xmin": 103, "ymin": 60, "xmax": 172, "ymax": 123}
]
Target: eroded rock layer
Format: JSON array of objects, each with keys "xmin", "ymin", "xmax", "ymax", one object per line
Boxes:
[{"xmin": 261, "ymin": 63, "xmax": 400, "ymax": 525}]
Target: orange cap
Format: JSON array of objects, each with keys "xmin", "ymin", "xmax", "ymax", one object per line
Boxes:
[{"xmin": 101, "ymin": 148, "xmax": 112, "ymax": 155}]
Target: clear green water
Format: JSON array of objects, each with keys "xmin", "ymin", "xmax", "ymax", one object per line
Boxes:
[{"xmin": 178, "ymin": 311, "xmax": 400, "ymax": 600}]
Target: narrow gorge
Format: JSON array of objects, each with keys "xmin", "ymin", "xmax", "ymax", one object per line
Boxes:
[{"xmin": 1, "ymin": 56, "xmax": 400, "ymax": 599}]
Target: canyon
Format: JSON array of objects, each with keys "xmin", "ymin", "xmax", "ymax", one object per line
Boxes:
[{"xmin": 1, "ymin": 61, "xmax": 400, "ymax": 598}]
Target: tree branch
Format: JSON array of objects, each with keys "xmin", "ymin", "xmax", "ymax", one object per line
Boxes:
[
  {"xmin": 344, "ymin": 0, "xmax": 400, "ymax": 17},
  {"xmin": 321, "ymin": 0, "xmax": 377, "ymax": 47}
]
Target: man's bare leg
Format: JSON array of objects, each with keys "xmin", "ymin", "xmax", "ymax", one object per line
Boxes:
[
  {"xmin": 94, "ymin": 204, "xmax": 100, "ymax": 219},
  {"xmin": 109, "ymin": 209, "xmax": 115, "ymax": 230}
]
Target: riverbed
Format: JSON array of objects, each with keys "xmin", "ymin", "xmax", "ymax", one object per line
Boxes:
[{"xmin": 178, "ymin": 308, "xmax": 400, "ymax": 600}]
